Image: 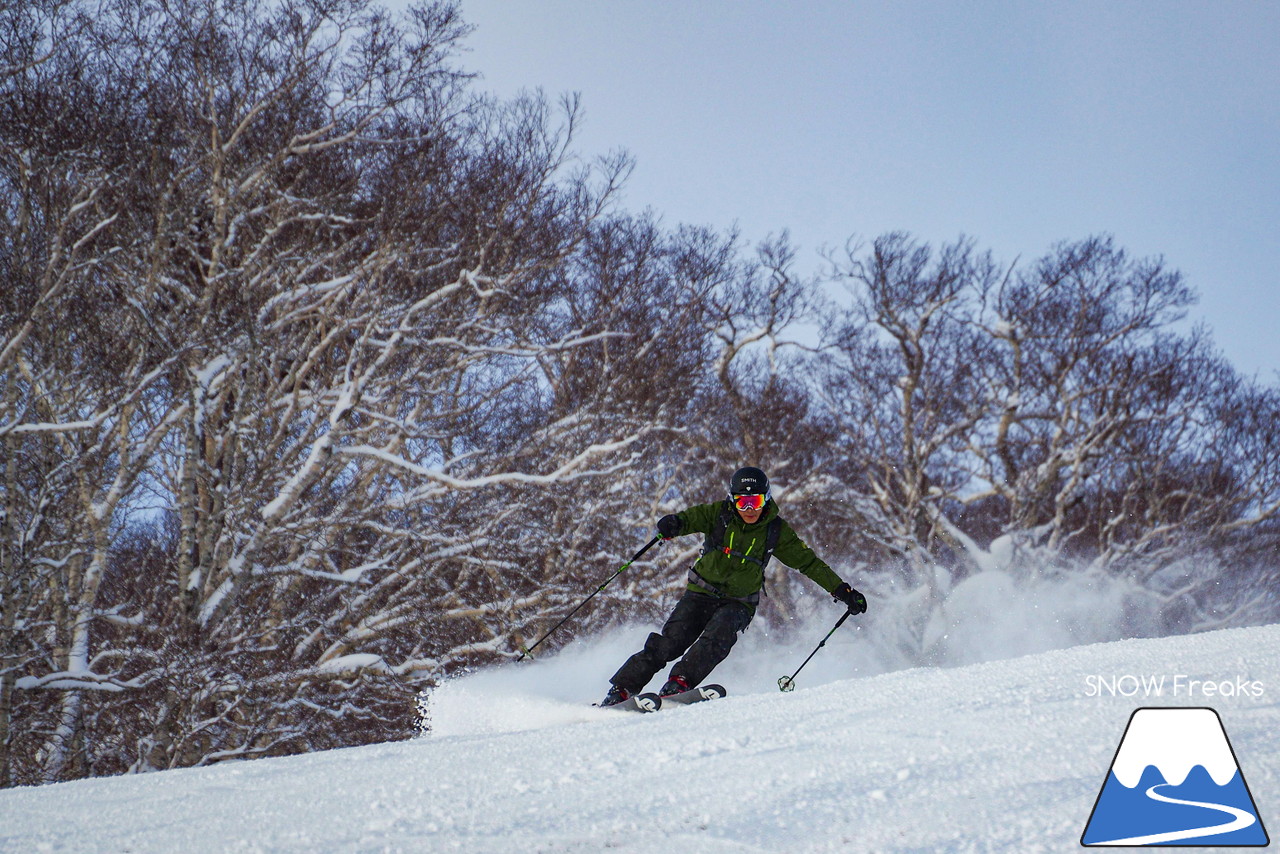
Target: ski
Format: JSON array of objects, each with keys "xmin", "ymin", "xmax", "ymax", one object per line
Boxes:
[
  {"xmin": 658, "ymin": 683, "xmax": 726, "ymax": 706},
  {"xmin": 599, "ymin": 691, "xmax": 662, "ymax": 713},
  {"xmin": 597, "ymin": 684, "xmax": 725, "ymax": 713}
]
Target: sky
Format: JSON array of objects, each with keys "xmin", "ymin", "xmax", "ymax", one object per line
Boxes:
[{"xmin": 449, "ymin": 1, "xmax": 1279, "ymax": 379}]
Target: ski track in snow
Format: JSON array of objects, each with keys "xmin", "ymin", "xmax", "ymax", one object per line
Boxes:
[{"xmin": 1, "ymin": 624, "xmax": 1277, "ymax": 853}]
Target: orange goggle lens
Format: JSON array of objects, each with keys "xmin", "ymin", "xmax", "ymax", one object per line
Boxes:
[{"xmin": 732, "ymin": 493, "xmax": 766, "ymax": 512}]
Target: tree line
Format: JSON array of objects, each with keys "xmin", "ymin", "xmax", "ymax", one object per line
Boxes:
[{"xmin": 2, "ymin": 0, "xmax": 1277, "ymax": 786}]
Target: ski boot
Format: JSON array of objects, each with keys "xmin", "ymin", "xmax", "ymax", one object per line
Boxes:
[
  {"xmin": 599, "ymin": 685, "xmax": 630, "ymax": 707},
  {"xmin": 658, "ymin": 675, "xmax": 690, "ymax": 698}
]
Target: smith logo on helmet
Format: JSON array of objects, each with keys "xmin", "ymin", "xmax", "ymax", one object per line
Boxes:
[{"xmin": 730, "ymin": 466, "xmax": 769, "ymax": 496}]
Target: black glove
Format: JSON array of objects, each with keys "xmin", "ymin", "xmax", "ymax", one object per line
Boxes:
[
  {"xmin": 656, "ymin": 514, "xmax": 682, "ymax": 540},
  {"xmin": 831, "ymin": 582, "xmax": 867, "ymax": 614}
]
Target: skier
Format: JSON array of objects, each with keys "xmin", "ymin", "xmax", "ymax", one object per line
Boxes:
[{"xmin": 599, "ymin": 466, "xmax": 867, "ymax": 706}]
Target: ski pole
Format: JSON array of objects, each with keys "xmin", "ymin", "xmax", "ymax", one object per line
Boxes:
[
  {"xmin": 777, "ymin": 608, "xmax": 856, "ymax": 692},
  {"xmin": 516, "ymin": 536, "xmax": 662, "ymax": 662}
]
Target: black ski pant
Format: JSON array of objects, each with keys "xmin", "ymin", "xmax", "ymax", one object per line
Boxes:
[{"xmin": 610, "ymin": 590, "xmax": 753, "ymax": 692}]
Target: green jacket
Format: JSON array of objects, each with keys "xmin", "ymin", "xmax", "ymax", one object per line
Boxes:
[{"xmin": 671, "ymin": 499, "xmax": 843, "ymax": 609}]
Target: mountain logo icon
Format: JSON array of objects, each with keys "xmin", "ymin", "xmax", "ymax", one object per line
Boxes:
[{"xmin": 1082, "ymin": 707, "xmax": 1269, "ymax": 847}]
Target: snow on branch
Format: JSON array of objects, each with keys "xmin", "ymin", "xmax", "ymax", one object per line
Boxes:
[{"xmin": 338, "ymin": 436, "xmax": 640, "ymax": 490}]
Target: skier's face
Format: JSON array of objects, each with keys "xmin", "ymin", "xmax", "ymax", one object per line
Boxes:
[{"xmin": 732, "ymin": 493, "xmax": 765, "ymax": 524}]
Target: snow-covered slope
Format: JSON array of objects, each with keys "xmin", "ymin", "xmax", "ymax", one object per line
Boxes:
[{"xmin": 2, "ymin": 625, "xmax": 1277, "ymax": 853}]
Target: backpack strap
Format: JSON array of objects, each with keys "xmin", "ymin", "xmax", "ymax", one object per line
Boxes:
[
  {"xmin": 763, "ymin": 516, "xmax": 783, "ymax": 566},
  {"xmin": 700, "ymin": 501, "xmax": 736, "ymax": 555}
]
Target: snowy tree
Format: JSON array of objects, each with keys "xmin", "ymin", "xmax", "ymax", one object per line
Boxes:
[
  {"xmin": 823, "ymin": 236, "xmax": 999, "ymax": 570},
  {"xmin": 817, "ymin": 234, "xmax": 1280, "ymax": 661},
  {"xmin": 0, "ymin": 0, "xmax": 640, "ymax": 783}
]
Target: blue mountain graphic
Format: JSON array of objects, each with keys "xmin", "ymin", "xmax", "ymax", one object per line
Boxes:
[{"xmin": 1082, "ymin": 764, "xmax": 1269, "ymax": 846}]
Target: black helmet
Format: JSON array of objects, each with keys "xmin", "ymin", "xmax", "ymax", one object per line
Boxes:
[{"xmin": 729, "ymin": 466, "xmax": 769, "ymax": 496}]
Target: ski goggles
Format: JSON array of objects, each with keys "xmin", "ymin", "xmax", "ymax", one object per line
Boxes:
[{"xmin": 731, "ymin": 493, "xmax": 766, "ymax": 512}]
